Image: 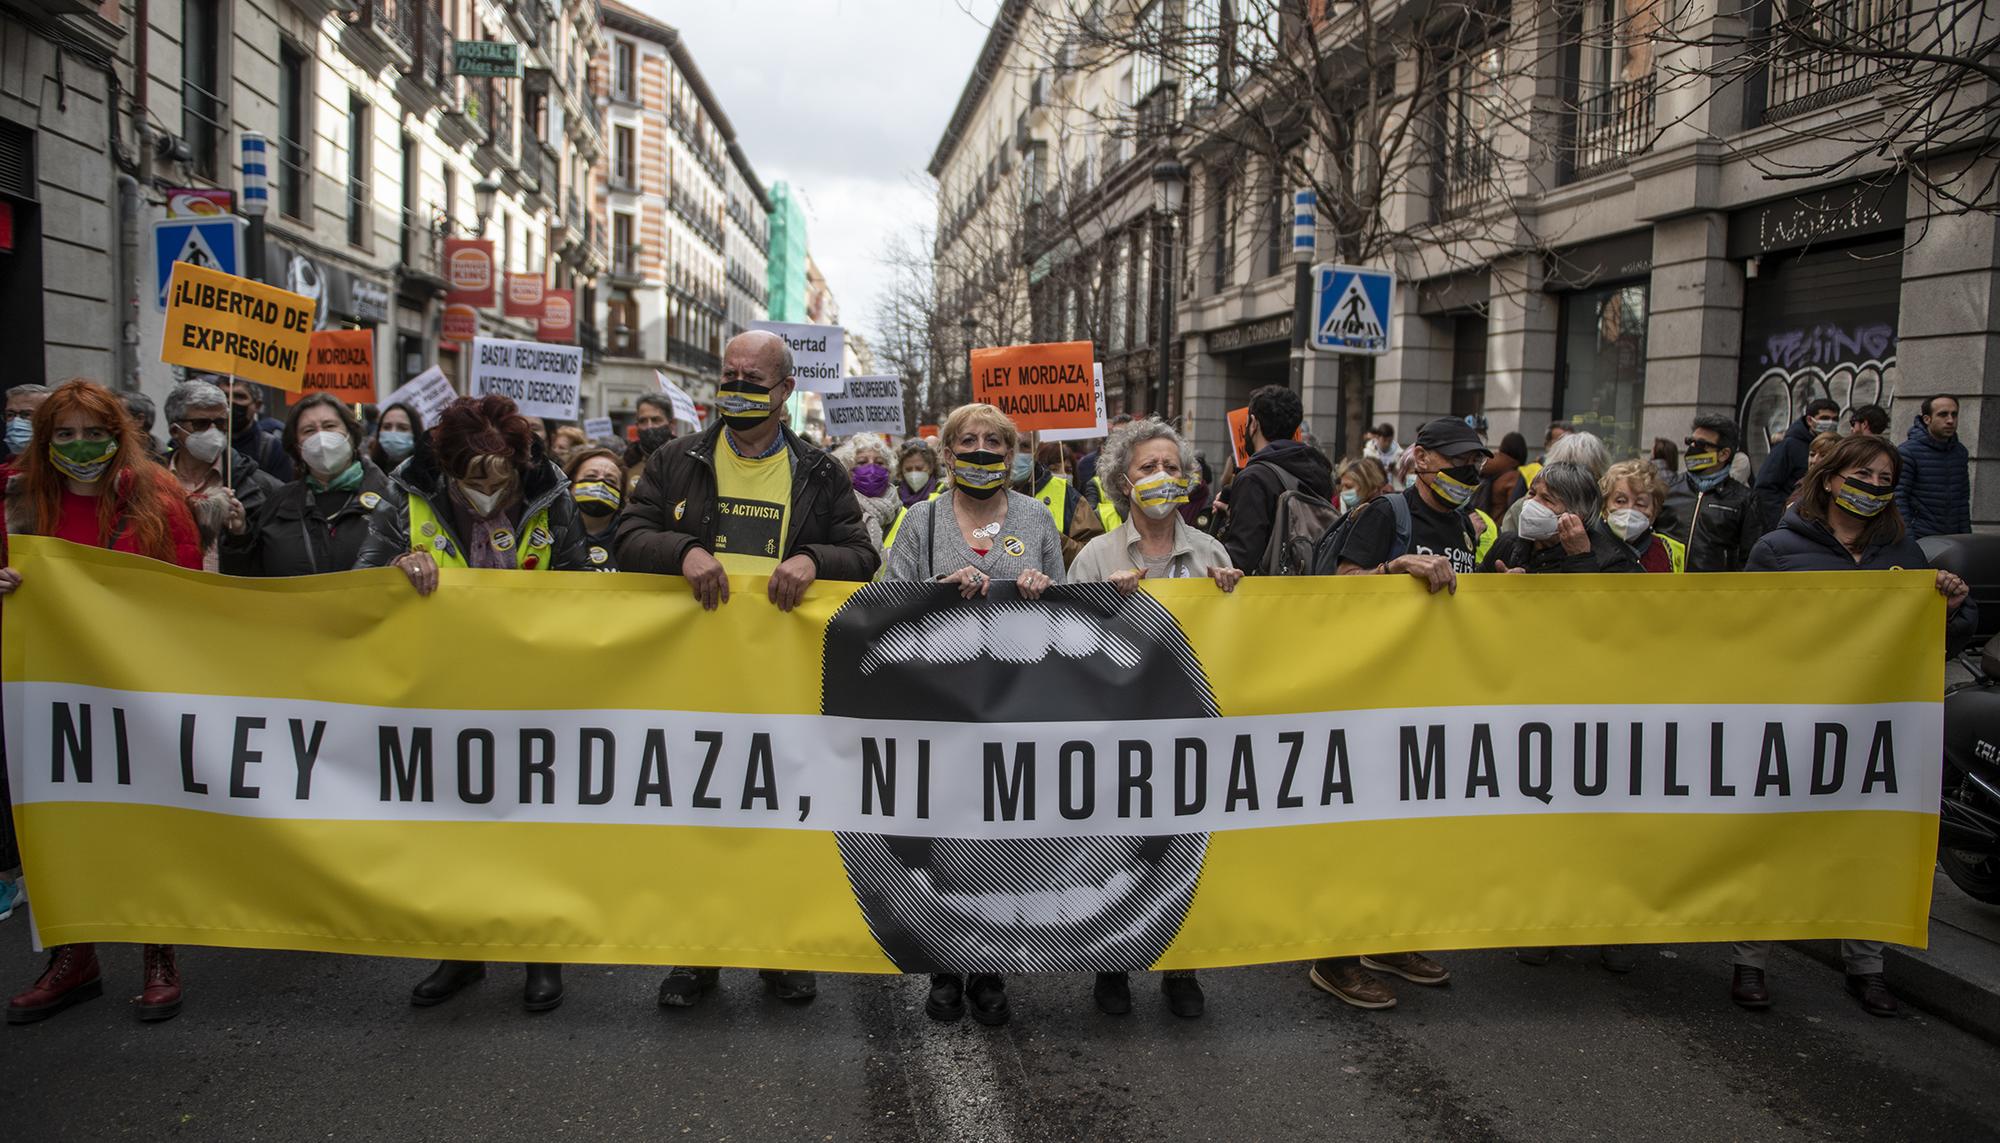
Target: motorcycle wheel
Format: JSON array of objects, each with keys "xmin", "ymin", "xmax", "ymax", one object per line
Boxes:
[{"xmin": 1940, "ymin": 846, "xmax": 2000, "ymax": 904}]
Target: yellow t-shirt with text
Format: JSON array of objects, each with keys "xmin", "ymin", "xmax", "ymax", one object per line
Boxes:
[{"xmin": 711, "ymin": 440, "xmax": 793, "ymax": 576}]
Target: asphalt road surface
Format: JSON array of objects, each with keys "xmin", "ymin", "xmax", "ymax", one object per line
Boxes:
[{"xmin": 3, "ymin": 924, "xmax": 1998, "ymax": 1141}]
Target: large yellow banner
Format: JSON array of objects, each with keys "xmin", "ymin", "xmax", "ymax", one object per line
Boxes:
[{"xmin": 2, "ymin": 537, "xmax": 1942, "ymax": 972}]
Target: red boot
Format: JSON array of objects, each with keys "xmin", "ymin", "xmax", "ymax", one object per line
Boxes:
[
  {"xmin": 138, "ymin": 944, "xmax": 181, "ymax": 1022},
  {"xmin": 7, "ymin": 942, "xmax": 103, "ymax": 1024}
]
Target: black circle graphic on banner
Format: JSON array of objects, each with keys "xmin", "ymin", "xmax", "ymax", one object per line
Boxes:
[{"xmin": 822, "ymin": 581, "xmax": 1219, "ymax": 974}]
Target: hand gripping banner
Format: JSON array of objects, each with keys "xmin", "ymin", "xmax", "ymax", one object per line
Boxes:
[{"xmin": 2, "ymin": 537, "xmax": 1943, "ymax": 972}]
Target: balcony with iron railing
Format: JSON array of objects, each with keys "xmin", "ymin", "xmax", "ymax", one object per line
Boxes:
[
  {"xmin": 400, "ymin": 207, "xmax": 444, "ymax": 280},
  {"xmin": 1562, "ymin": 72, "xmax": 1656, "ymax": 182},
  {"xmin": 1757, "ymin": 0, "xmax": 1910, "ymax": 122},
  {"xmin": 610, "ymin": 242, "xmax": 645, "ymax": 283},
  {"xmin": 669, "ymin": 185, "xmax": 724, "ymax": 251},
  {"xmin": 671, "ymin": 274, "xmax": 725, "ymax": 316},
  {"xmin": 394, "ymin": 0, "xmax": 446, "ymax": 100},
  {"xmin": 340, "ymin": 0, "xmax": 417, "ymax": 75},
  {"xmin": 669, "ymin": 336, "xmax": 721, "ymax": 375}
]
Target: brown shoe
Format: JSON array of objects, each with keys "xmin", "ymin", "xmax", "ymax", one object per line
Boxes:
[
  {"xmin": 1361, "ymin": 952, "xmax": 1451, "ymax": 986},
  {"xmin": 1730, "ymin": 965, "xmax": 1770, "ymax": 1010},
  {"xmin": 1309, "ymin": 959, "xmax": 1396, "ymax": 1009},
  {"xmin": 8, "ymin": 943, "xmax": 103, "ymax": 1025},
  {"xmin": 138, "ymin": 944, "xmax": 182, "ymax": 1022}
]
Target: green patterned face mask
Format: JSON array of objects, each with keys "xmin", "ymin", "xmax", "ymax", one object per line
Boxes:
[{"xmin": 50, "ymin": 438, "xmax": 117, "ymax": 483}]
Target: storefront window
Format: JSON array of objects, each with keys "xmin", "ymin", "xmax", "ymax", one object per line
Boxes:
[{"xmin": 1557, "ymin": 283, "xmax": 1648, "ymax": 458}]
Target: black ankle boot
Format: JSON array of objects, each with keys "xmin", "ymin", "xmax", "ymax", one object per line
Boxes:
[
  {"xmin": 411, "ymin": 960, "xmax": 485, "ymax": 1007},
  {"xmin": 523, "ymin": 963, "xmax": 564, "ymax": 1012}
]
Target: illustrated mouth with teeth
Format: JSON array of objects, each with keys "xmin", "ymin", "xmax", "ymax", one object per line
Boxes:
[{"xmin": 823, "ymin": 581, "xmax": 1218, "ymax": 974}]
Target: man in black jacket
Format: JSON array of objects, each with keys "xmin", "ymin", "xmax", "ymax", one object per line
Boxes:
[
  {"xmin": 1751, "ymin": 397, "xmax": 1838, "ymax": 528},
  {"xmin": 1221, "ymin": 384, "xmax": 1333, "ymax": 571},
  {"xmin": 1663, "ymin": 413, "xmax": 1766, "ymax": 572},
  {"xmin": 616, "ymin": 329, "xmax": 878, "ymax": 1010}
]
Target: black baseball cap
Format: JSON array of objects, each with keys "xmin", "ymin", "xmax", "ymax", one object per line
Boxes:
[{"xmin": 1412, "ymin": 416, "xmax": 1493, "ymax": 460}]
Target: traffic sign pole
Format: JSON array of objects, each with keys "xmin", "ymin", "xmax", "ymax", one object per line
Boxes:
[{"xmin": 1288, "ymin": 188, "xmax": 1316, "ymax": 392}]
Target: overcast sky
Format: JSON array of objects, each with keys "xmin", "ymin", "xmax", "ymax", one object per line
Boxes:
[{"xmin": 629, "ymin": 0, "xmax": 998, "ymax": 348}]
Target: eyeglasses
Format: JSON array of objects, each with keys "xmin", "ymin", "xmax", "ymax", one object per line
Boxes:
[
  {"xmin": 1682, "ymin": 437, "xmax": 1721, "ymax": 451},
  {"xmin": 177, "ymin": 417, "xmax": 228, "ymax": 433}
]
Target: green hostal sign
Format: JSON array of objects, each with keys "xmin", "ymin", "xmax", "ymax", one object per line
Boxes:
[{"xmin": 454, "ymin": 40, "xmax": 522, "ymax": 79}]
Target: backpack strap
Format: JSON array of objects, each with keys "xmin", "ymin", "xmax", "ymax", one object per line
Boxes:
[{"xmin": 1383, "ymin": 492, "xmax": 1413, "ymax": 562}]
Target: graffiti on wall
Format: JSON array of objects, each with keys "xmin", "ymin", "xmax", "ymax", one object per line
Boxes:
[{"xmin": 1738, "ymin": 321, "xmax": 1898, "ymax": 470}]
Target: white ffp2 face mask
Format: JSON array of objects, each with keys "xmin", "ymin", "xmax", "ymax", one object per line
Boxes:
[
  {"xmin": 183, "ymin": 426, "xmax": 227, "ymax": 464},
  {"xmin": 301, "ymin": 430, "xmax": 354, "ymax": 477},
  {"xmin": 1518, "ymin": 497, "xmax": 1561, "ymax": 542},
  {"xmin": 1605, "ymin": 507, "xmax": 1651, "ymax": 542}
]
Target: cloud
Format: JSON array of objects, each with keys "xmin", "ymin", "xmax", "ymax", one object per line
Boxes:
[{"xmin": 624, "ymin": 0, "xmax": 997, "ymax": 346}]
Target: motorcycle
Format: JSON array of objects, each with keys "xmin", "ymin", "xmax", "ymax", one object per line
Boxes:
[{"xmin": 1942, "ymin": 636, "xmax": 2000, "ymax": 903}]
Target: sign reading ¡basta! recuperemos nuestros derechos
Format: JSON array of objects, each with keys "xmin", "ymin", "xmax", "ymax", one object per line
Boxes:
[
  {"xmin": 468, "ymin": 336, "xmax": 583, "ymax": 420},
  {"xmin": 160, "ymin": 260, "xmax": 316, "ymax": 391}
]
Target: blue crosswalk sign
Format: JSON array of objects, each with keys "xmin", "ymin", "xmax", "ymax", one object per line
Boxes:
[
  {"xmin": 1311, "ymin": 263, "xmax": 1394, "ymax": 356},
  {"xmin": 153, "ymin": 217, "xmax": 245, "ymax": 311}
]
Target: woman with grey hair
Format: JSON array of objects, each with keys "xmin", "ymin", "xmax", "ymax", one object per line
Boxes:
[
  {"xmin": 1502, "ymin": 429, "xmax": 1611, "ymax": 534},
  {"xmin": 832, "ymin": 432, "xmax": 900, "ymax": 559},
  {"xmin": 1478, "ymin": 460, "xmax": 1636, "ymax": 575},
  {"xmin": 1065, "ymin": 419, "xmax": 1239, "ymax": 1021},
  {"xmin": 1069, "ymin": 420, "xmax": 1242, "ymax": 594}
]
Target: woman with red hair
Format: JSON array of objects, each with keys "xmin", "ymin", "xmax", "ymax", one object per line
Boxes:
[
  {"xmin": 1, "ymin": 379, "xmax": 201, "ymax": 1025},
  {"xmin": 355, "ymin": 393, "xmax": 591, "ymax": 1012}
]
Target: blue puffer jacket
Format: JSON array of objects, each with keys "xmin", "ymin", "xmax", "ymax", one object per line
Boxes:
[
  {"xmin": 1895, "ymin": 418, "xmax": 1971, "ymax": 539},
  {"xmin": 1747, "ymin": 508, "xmax": 1977, "ymax": 646}
]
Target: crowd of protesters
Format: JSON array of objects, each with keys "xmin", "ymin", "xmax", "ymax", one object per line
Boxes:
[{"xmin": 0, "ymin": 334, "xmax": 1978, "ymax": 1030}]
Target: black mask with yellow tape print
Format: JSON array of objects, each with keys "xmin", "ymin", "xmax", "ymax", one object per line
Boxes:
[
  {"xmin": 822, "ymin": 581, "xmax": 1218, "ymax": 974},
  {"xmin": 717, "ymin": 380, "xmax": 781, "ymax": 432}
]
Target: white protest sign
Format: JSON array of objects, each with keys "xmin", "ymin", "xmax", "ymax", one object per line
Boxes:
[
  {"xmin": 583, "ymin": 416, "xmax": 614, "ymax": 441},
  {"xmin": 822, "ymin": 375, "xmax": 906, "ymax": 438},
  {"xmin": 748, "ymin": 320, "xmax": 845, "ymax": 392},
  {"xmin": 469, "ymin": 337, "xmax": 583, "ymax": 420},
  {"xmin": 656, "ymin": 371, "xmax": 701, "ymax": 427},
  {"xmin": 1040, "ymin": 364, "xmax": 1110, "ymax": 443},
  {"xmin": 382, "ymin": 366, "xmax": 458, "ymax": 426}
]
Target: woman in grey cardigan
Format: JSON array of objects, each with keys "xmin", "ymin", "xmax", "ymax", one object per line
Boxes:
[
  {"xmin": 883, "ymin": 403, "xmax": 1064, "ymax": 599},
  {"xmin": 879, "ymin": 402, "xmax": 1062, "ymax": 1028}
]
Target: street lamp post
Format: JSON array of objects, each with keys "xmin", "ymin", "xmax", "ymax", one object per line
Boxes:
[
  {"xmin": 959, "ymin": 314, "xmax": 978, "ymax": 407},
  {"xmin": 1151, "ymin": 160, "xmax": 1187, "ymax": 422},
  {"xmin": 474, "ymin": 174, "xmax": 503, "ymax": 236}
]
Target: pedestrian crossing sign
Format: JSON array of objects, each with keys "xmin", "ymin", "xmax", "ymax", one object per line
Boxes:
[
  {"xmin": 1311, "ymin": 263, "xmax": 1394, "ymax": 356},
  {"xmin": 152, "ymin": 216, "xmax": 245, "ymax": 312}
]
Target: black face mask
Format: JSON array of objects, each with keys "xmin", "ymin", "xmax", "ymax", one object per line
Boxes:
[
  {"xmin": 636, "ymin": 425, "xmax": 674, "ymax": 456},
  {"xmin": 952, "ymin": 449, "xmax": 1008, "ymax": 500},
  {"xmin": 230, "ymin": 405, "xmax": 254, "ymax": 434},
  {"xmin": 716, "ymin": 380, "xmax": 782, "ymax": 432}
]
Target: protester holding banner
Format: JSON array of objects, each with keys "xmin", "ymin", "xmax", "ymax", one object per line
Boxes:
[
  {"xmin": 234, "ymin": 393, "xmax": 391, "ymax": 577},
  {"xmin": 369, "ymin": 403, "xmax": 423, "ymax": 475},
  {"xmin": 1069, "ymin": 420, "xmax": 1242, "ymax": 596},
  {"xmin": 1731, "ymin": 432, "xmax": 1974, "ymax": 1016},
  {"xmin": 1062, "ymin": 421, "xmax": 1237, "ymax": 1020},
  {"xmin": 615, "ymin": 329, "xmax": 877, "ymax": 1008},
  {"xmin": 1, "ymin": 379, "xmax": 201, "ymax": 1024},
  {"xmin": 874, "ymin": 403, "xmax": 1065, "ymax": 1027},
  {"xmin": 349, "ymin": 394, "xmax": 591, "ymax": 1011},
  {"xmin": 1478, "ymin": 463, "xmax": 1636, "ymax": 576},
  {"xmin": 162, "ymin": 379, "xmax": 282, "ymax": 574},
  {"xmin": 564, "ymin": 447, "xmax": 626, "ymax": 570},
  {"xmin": 833, "ymin": 432, "xmax": 902, "ymax": 561},
  {"xmin": 1220, "ymin": 386, "xmax": 1334, "ymax": 573}
]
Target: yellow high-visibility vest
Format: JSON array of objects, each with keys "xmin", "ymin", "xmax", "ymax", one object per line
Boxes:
[{"xmin": 408, "ymin": 494, "xmax": 555, "ymax": 570}]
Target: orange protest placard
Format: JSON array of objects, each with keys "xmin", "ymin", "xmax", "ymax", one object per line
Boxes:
[
  {"xmin": 1226, "ymin": 405, "xmax": 1305, "ymax": 470},
  {"xmin": 968, "ymin": 340, "xmax": 1096, "ymax": 432},
  {"xmin": 301, "ymin": 328, "xmax": 376, "ymax": 401}
]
